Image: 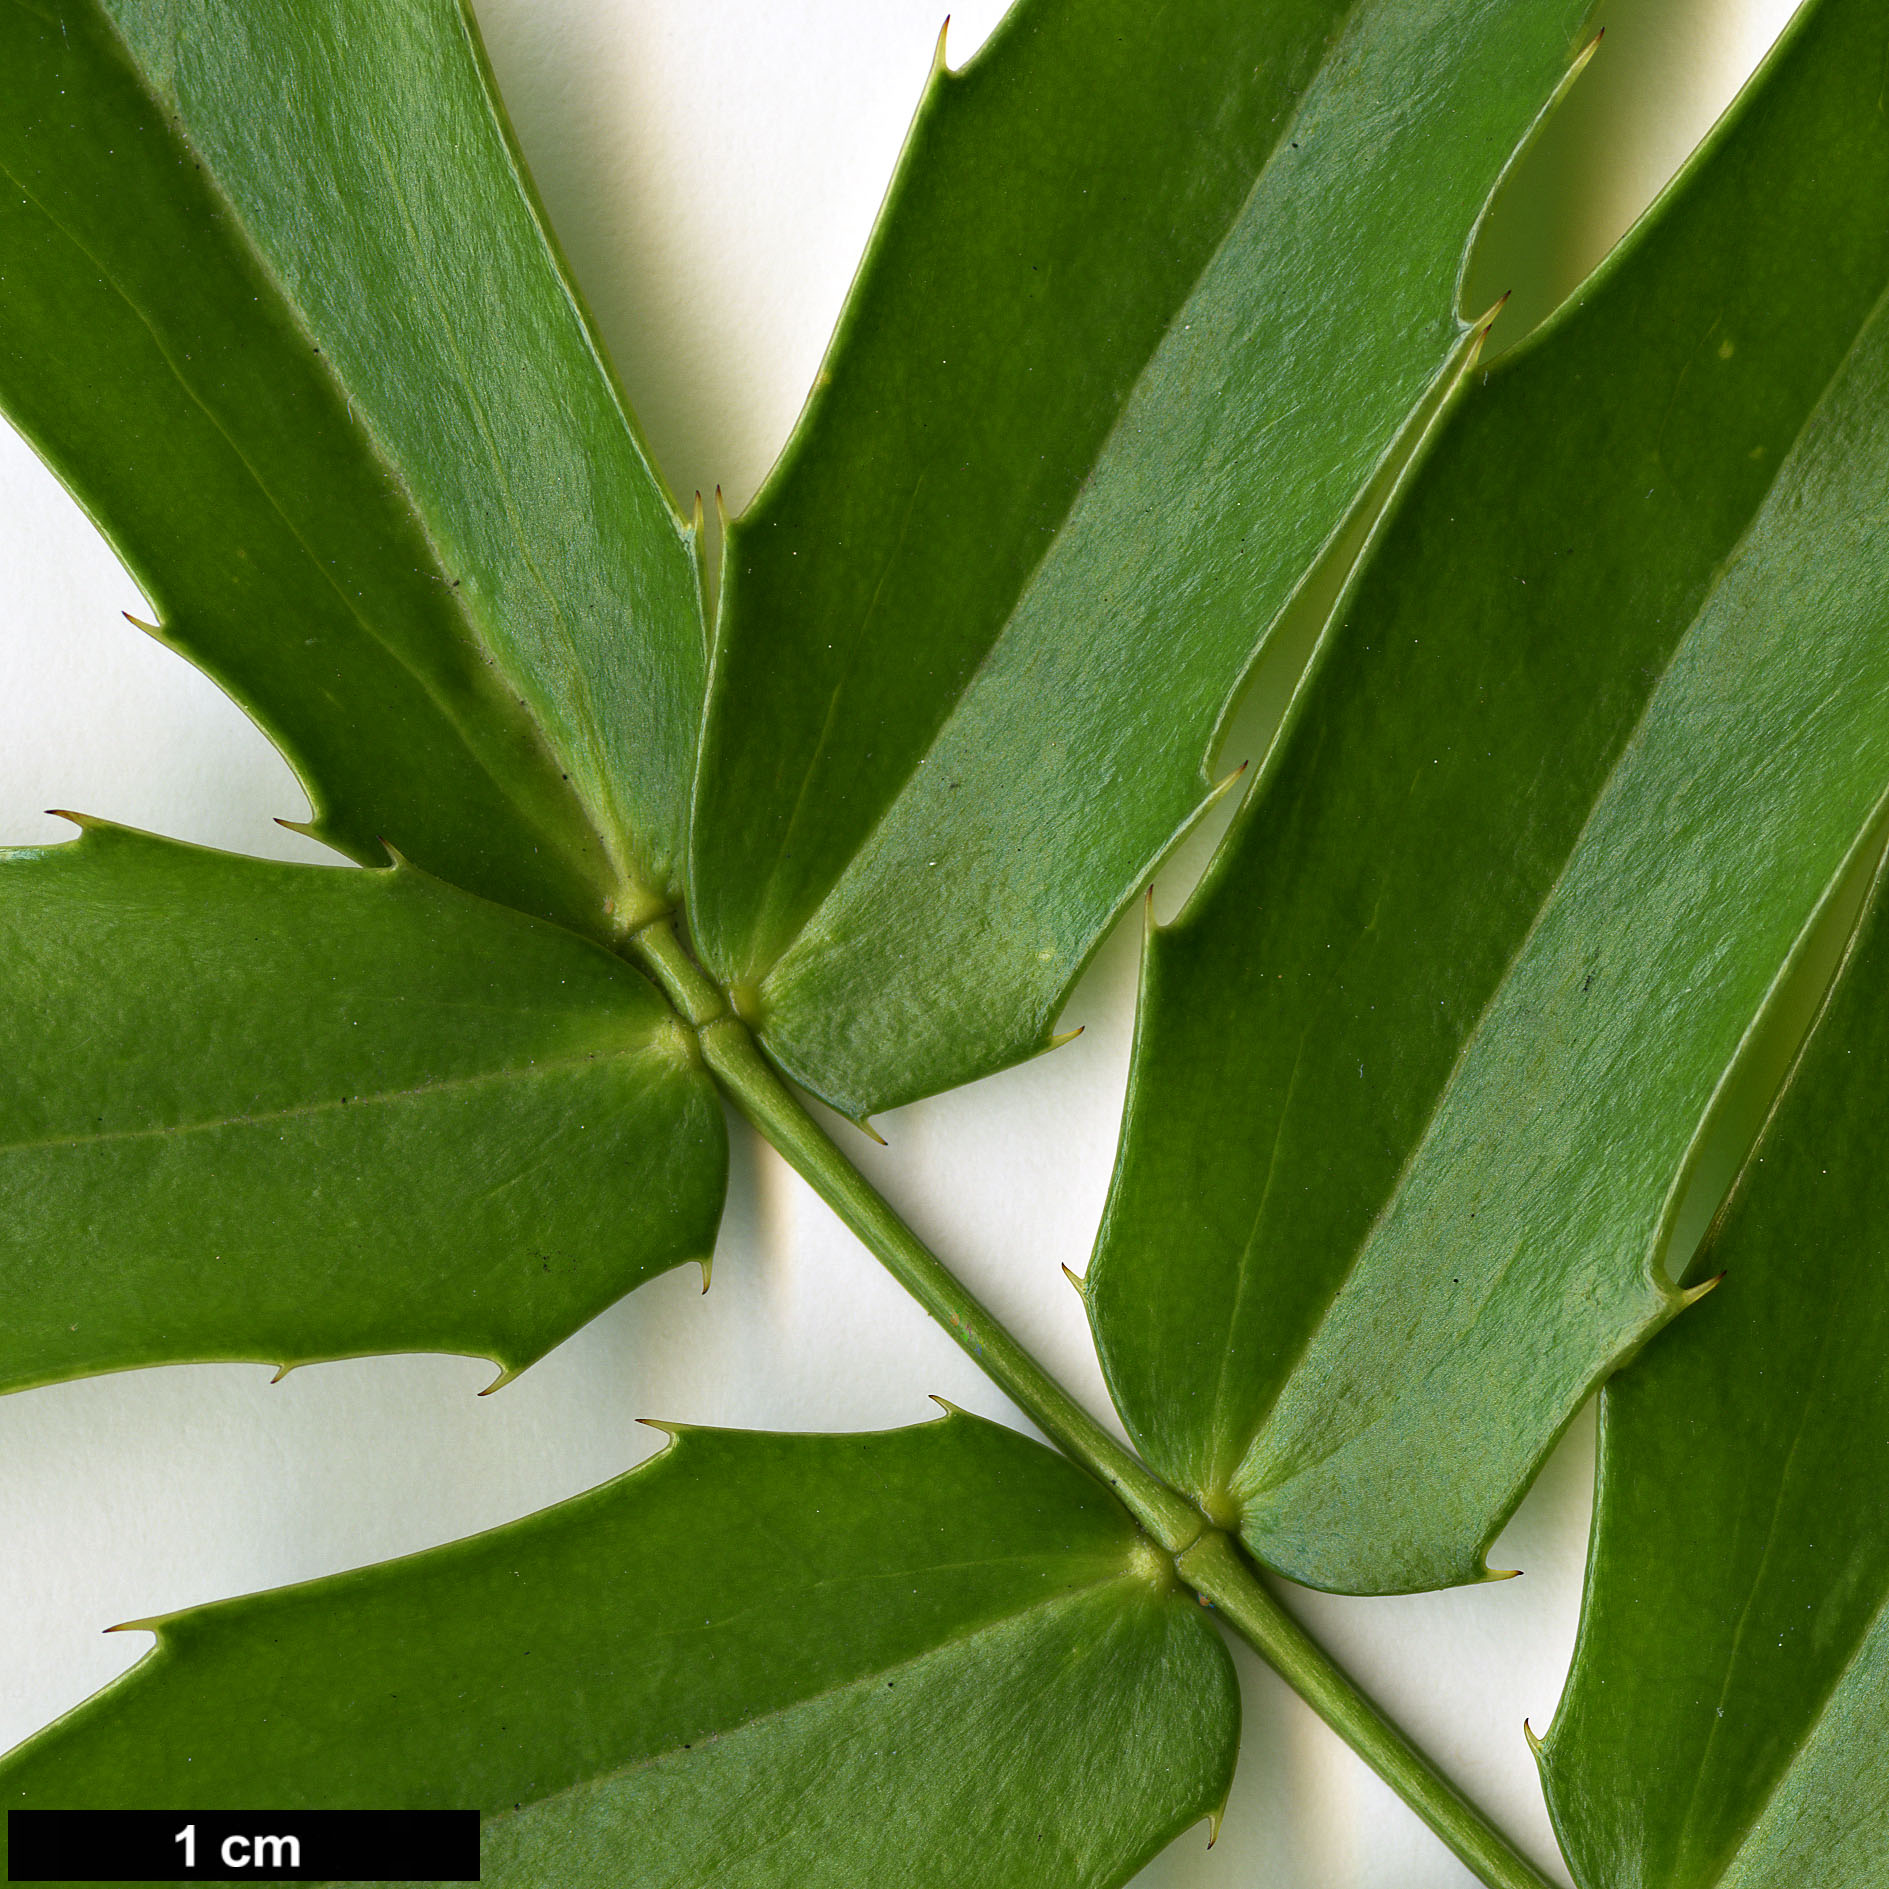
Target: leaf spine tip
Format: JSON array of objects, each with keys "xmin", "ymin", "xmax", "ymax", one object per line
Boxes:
[
  {"xmin": 850, "ymin": 1115, "xmax": 889, "ymax": 1147},
  {"xmin": 697, "ymin": 1256, "xmax": 712, "ymax": 1294},
  {"xmin": 479, "ymin": 1362, "xmax": 521, "ymax": 1396},
  {"xmin": 927, "ymin": 1394, "xmax": 967, "ymax": 1419},
  {"xmin": 104, "ymin": 1615, "xmax": 163, "ymax": 1636},
  {"xmin": 1142, "ymin": 883, "xmax": 1165, "ymax": 944},
  {"xmin": 1205, "ymin": 759, "xmax": 1251, "ymax": 816},
  {"xmin": 45, "ymin": 808, "xmax": 93, "ymax": 830},
  {"xmin": 1046, "ymin": 1025, "xmax": 1084, "ymax": 1052},
  {"xmin": 1523, "ymin": 1718, "xmax": 1543, "ymax": 1756},
  {"xmin": 121, "ymin": 611, "xmax": 161, "ymax": 635},
  {"xmin": 1485, "ymin": 1565, "xmax": 1522, "ymax": 1582},
  {"xmin": 1205, "ymin": 1803, "xmax": 1225, "ymax": 1848},
  {"xmin": 269, "ymin": 1363, "xmax": 293, "ymax": 1384},
  {"xmin": 932, "ymin": 15, "xmax": 950, "ymax": 76},
  {"xmin": 637, "ymin": 1416, "xmax": 685, "ymax": 1438},
  {"xmin": 1467, "ymin": 292, "xmax": 1511, "ymax": 360},
  {"xmin": 1679, "ymin": 1270, "xmax": 1726, "ymax": 1308},
  {"xmin": 1061, "ymin": 1264, "xmax": 1087, "ymax": 1299}
]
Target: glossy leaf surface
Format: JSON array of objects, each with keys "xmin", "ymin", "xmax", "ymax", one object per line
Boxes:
[
  {"xmin": 0, "ymin": 1414, "xmax": 1239, "ymax": 1889},
  {"xmin": 1540, "ymin": 850, "xmax": 1889, "ymax": 1889},
  {"xmin": 689, "ymin": 0, "xmax": 1597, "ymax": 1117},
  {"xmin": 1090, "ymin": 0, "xmax": 1889, "ymax": 1593},
  {"xmin": 0, "ymin": 823, "xmax": 724, "ymax": 1394},
  {"xmin": 0, "ymin": 0, "xmax": 704, "ymax": 936}
]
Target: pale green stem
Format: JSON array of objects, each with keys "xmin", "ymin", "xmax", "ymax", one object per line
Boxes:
[
  {"xmin": 1179, "ymin": 1532, "xmax": 1556, "ymax": 1889},
  {"xmin": 628, "ymin": 916, "xmax": 1555, "ymax": 1889},
  {"xmin": 630, "ymin": 918, "xmax": 1199, "ymax": 1549}
]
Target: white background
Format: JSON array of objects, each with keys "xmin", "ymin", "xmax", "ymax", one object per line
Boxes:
[{"xmin": 0, "ymin": 0, "xmax": 1800, "ymax": 1881}]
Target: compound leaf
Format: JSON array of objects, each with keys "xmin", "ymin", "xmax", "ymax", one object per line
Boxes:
[
  {"xmin": 0, "ymin": 822, "xmax": 725, "ymax": 1394},
  {"xmin": 1089, "ymin": 0, "xmax": 1889, "ymax": 1593},
  {"xmin": 1538, "ymin": 850, "xmax": 1889, "ymax": 1889},
  {"xmin": 0, "ymin": 0, "xmax": 705, "ymax": 939},
  {"xmin": 0, "ymin": 1413, "xmax": 1239, "ymax": 1889},
  {"xmin": 688, "ymin": 0, "xmax": 1598, "ymax": 1118}
]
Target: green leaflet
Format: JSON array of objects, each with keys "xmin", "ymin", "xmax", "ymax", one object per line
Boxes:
[
  {"xmin": 0, "ymin": 1413, "xmax": 1239, "ymax": 1889},
  {"xmin": 688, "ymin": 0, "xmax": 1598, "ymax": 1118},
  {"xmin": 0, "ymin": 822, "xmax": 724, "ymax": 1393},
  {"xmin": 1089, "ymin": 0, "xmax": 1889, "ymax": 1594},
  {"xmin": 0, "ymin": 0, "xmax": 705, "ymax": 937},
  {"xmin": 1539, "ymin": 850, "xmax": 1889, "ymax": 1889}
]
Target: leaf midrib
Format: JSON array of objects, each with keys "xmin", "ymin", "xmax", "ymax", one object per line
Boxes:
[
  {"xmin": 0, "ymin": 78, "xmax": 615, "ymax": 905},
  {"xmin": 730, "ymin": 0, "xmax": 1380, "ymax": 989},
  {"xmin": 347, "ymin": 88, "xmax": 634, "ymax": 897},
  {"xmin": 475, "ymin": 1567, "xmax": 1150, "ymax": 1833},
  {"xmin": 1223, "ymin": 270, "xmax": 1889, "ymax": 1511},
  {"xmin": 0, "ymin": 1039, "xmax": 663, "ymax": 1158},
  {"xmin": 1666, "ymin": 1302, "xmax": 1873, "ymax": 1886}
]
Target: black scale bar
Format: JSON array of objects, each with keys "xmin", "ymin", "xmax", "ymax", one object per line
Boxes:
[{"xmin": 8, "ymin": 1810, "xmax": 479, "ymax": 1882}]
